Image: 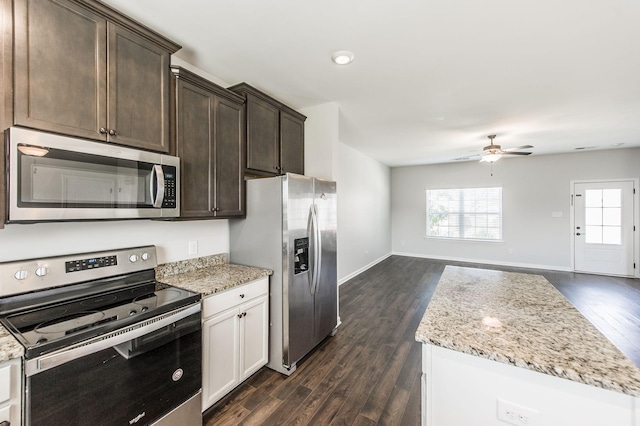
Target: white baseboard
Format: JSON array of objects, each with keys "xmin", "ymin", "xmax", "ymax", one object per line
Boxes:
[
  {"xmin": 338, "ymin": 252, "xmax": 392, "ymax": 285},
  {"xmin": 391, "ymin": 251, "xmax": 573, "ymax": 273}
]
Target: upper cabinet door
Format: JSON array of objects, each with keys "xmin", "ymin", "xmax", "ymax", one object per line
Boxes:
[
  {"xmin": 107, "ymin": 23, "xmax": 171, "ymax": 153},
  {"xmin": 174, "ymin": 78, "xmax": 215, "ymax": 218},
  {"xmin": 14, "ymin": 0, "xmax": 107, "ymax": 140},
  {"xmin": 13, "ymin": 0, "xmax": 178, "ymax": 153},
  {"xmin": 213, "ymin": 96, "xmax": 244, "ymax": 217},
  {"xmin": 245, "ymin": 94, "xmax": 279, "ymax": 174},
  {"xmin": 280, "ymin": 110, "xmax": 305, "ymax": 175}
]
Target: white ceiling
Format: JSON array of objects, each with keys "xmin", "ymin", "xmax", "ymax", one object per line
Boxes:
[{"xmin": 103, "ymin": 0, "xmax": 640, "ymax": 167}]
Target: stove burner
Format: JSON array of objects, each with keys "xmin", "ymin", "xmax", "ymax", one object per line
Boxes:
[
  {"xmin": 133, "ymin": 288, "xmax": 182, "ymax": 305},
  {"xmin": 79, "ymin": 294, "xmax": 118, "ymax": 308},
  {"xmin": 35, "ymin": 311, "xmax": 107, "ymax": 335}
]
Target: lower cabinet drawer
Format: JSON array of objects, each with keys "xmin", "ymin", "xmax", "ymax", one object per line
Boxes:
[{"xmin": 203, "ymin": 277, "xmax": 268, "ymax": 318}]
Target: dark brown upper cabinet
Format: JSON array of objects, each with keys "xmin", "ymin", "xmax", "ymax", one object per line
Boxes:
[
  {"xmin": 228, "ymin": 83, "xmax": 305, "ymax": 177},
  {"xmin": 13, "ymin": 0, "xmax": 180, "ymax": 153},
  {"xmin": 171, "ymin": 67, "xmax": 245, "ymax": 219}
]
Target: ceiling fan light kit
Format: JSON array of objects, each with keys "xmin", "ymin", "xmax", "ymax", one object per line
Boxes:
[
  {"xmin": 478, "ymin": 134, "xmax": 533, "ymax": 162},
  {"xmin": 480, "ymin": 153, "xmax": 502, "ymax": 163}
]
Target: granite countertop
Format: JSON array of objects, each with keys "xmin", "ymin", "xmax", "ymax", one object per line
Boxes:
[
  {"xmin": 415, "ymin": 265, "xmax": 640, "ymax": 397},
  {"xmin": 0, "ymin": 323, "xmax": 24, "ymax": 362},
  {"xmin": 0, "ymin": 253, "xmax": 271, "ymax": 363},
  {"xmin": 156, "ymin": 254, "xmax": 272, "ymax": 297}
]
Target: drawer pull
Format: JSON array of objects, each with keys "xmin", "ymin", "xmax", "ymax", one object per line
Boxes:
[{"xmin": 239, "ymin": 294, "xmax": 245, "ymax": 298}]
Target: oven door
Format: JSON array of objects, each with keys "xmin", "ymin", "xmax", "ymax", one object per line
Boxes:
[
  {"xmin": 24, "ymin": 304, "xmax": 201, "ymax": 426},
  {"xmin": 7, "ymin": 127, "xmax": 179, "ymax": 222}
]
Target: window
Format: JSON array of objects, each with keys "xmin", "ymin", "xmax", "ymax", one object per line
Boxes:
[
  {"xmin": 585, "ymin": 188, "xmax": 622, "ymax": 245},
  {"xmin": 426, "ymin": 187, "xmax": 502, "ymax": 240}
]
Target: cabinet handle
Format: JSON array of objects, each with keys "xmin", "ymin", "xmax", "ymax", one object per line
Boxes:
[
  {"xmin": 242, "ymin": 312, "xmax": 247, "ymax": 317},
  {"xmin": 211, "ymin": 207, "xmax": 219, "ymax": 212},
  {"xmin": 237, "ymin": 313, "xmax": 243, "ymax": 318},
  {"xmin": 108, "ymin": 129, "xmax": 117, "ymax": 136},
  {"xmin": 239, "ymin": 294, "xmax": 245, "ymax": 298},
  {"xmin": 99, "ymin": 127, "xmax": 107, "ymax": 134}
]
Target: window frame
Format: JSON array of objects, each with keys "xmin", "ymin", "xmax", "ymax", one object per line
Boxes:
[{"xmin": 425, "ymin": 187, "xmax": 503, "ymax": 242}]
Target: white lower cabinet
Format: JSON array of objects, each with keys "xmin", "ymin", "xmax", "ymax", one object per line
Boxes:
[
  {"xmin": 202, "ymin": 277, "xmax": 269, "ymax": 411},
  {"xmin": 0, "ymin": 358, "xmax": 21, "ymax": 426}
]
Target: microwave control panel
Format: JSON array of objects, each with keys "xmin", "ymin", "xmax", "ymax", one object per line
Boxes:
[{"xmin": 162, "ymin": 166, "xmax": 177, "ymax": 208}]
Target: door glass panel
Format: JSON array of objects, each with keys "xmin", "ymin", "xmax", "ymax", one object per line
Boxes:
[
  {"xmin": 602, "ymin": 189, "xmax": 621, "ymax": 207},
  {"xmin": 585, "ymin": 208, "xmax": 602, "ymax": 225},
  {"xmin": 602, "ymin": 226, "xmax": 622, "ymax": 245},
  {"xmin": 585, "ymin": 189, "xmax": 602, "ymax": 207},
  {"xmin": 602, "ymin": 208, "xmax": 621, "ymax": 226},
  {"xmin": 583, "ymin": 189, "xmax": 622, "ymax": 245},
  {"xmin": 586, "ymin": 226, "xmax": 602, "ymax": 244}
]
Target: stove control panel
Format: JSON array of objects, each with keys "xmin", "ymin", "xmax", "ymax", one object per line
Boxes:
[
  {"xmin": 65, "ymin": 255, "xmax": 117, "ymax": 273},
  {"xmin": 0, "ymin": 246, "xmax": 158, "ymax": 298}
]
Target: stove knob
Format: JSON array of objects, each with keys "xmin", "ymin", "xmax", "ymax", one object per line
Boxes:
[
  {"xmin": 129, "ymin": 254, "xmax": 139, "ymax": 263},
  {"xmin": 35, "ymin": 266, "xmax": 48, "ymax": 277},
  {"xmin": 14, "ymin": 270, "xmax": 28, "ymax": 280},
  {"xmin": 129, "ymin": 310, "xmax": 137, "ymax": 316},
  {"xmin": 141, "ymin": 252, "xmax": 150, "ymax": 261}
]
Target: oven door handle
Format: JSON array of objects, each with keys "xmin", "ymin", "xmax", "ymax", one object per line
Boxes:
[{"xmin": 25, "ymin": 303, "xmax": 201, "ymax": 377}]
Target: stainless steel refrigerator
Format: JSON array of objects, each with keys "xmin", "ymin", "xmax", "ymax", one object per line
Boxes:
[{"xmin": 229, "ymin": 173, "xmax": 338, "ymax": 376}]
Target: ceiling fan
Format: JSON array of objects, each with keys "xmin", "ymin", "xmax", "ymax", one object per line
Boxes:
[{"xmin": 454, "ymin": 135, "xmax": 534, "ymax": 162}]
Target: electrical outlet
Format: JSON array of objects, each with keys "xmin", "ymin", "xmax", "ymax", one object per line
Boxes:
[
  {"xmin": 497, "ymin": 399, "xmax": 540, "ymax": 426},
  {"xmin": 188, "ymin": 240, "xmax": 198, "ymax": 255}
]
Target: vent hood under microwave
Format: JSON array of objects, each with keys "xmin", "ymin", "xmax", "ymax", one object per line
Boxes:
[{"xmin": 6, "ymin": 127, "xmax": 180, "ymax": 222}]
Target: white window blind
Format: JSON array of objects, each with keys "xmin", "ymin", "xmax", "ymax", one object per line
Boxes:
[{"xmin": 426, "ymin": 187, "xmax": 502, "ymax": 240}]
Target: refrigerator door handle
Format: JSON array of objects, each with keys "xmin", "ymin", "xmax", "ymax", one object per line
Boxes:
[
  {"xmin": 313, "ymin": 204, "xmax": 322, "ymax": 295},
  {"xmin": 307, "ymin": 204, "xmax": 316, "ymax": 295}
]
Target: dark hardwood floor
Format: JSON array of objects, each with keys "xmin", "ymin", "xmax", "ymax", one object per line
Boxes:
[{"xmin": 203, "ymin": 256, "xmax": 640, "ymax": 425}]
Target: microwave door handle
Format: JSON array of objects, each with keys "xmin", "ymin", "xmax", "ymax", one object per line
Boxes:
[{"xmin": 150, "ymin": 165, "xmax": 165, "ymax": 208}]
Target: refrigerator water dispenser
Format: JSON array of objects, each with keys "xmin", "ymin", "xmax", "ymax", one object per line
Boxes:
[{"xmin": 294, "ymin": 237, "xmax": 309, "ymax": 274}]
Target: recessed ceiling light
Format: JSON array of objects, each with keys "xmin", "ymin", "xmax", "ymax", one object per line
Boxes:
[{"xmin": 332, "ymin": 50, "xmax": 354, "ymax": 65}]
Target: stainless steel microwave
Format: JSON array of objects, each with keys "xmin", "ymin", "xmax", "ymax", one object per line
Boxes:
[{"xmin": 6, "ymin": 127, "xmax": 180, "ymax": 222}]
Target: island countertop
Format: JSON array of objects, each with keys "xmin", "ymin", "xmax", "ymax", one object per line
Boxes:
[{"xmin": 415, "ymin": 265, "xmax": 640, "ymax": 397}]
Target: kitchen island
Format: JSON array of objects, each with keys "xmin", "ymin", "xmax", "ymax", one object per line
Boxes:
[{"xmin": 416, "ymin": 266, "xmax": 640, "ymax": 426}]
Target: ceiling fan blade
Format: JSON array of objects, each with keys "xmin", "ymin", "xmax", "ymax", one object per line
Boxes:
[
  {"xmin": 502, "ymin": 151, "xmax": 532, "ymax": 156},
  {"xmin": 504, "ymin": 145, "xmax": 534, "ymax": 151}
]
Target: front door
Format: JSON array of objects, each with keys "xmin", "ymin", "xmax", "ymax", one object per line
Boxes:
[{"xmin": 573, "ymin": 180, "xmax": 635, "ymax": 276}]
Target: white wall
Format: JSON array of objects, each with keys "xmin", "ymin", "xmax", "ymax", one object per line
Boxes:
[
  {"xmin": 300, "ymin": 102, "xmax": 338, "ymax": 181},
  {"xmin": 392, "ymin": 148, "xmax": 640, "ymax": 270},
  {"xmin": 0, "ymin": 220, "xmax": 229, "ymax": 264},
  {"xmin": 300, "ymin": 103, "xmax": 392, "ymax": 284},
  {"xmin": 336, "ymin": 142, "xmax": 392, "ymax": 282}
]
